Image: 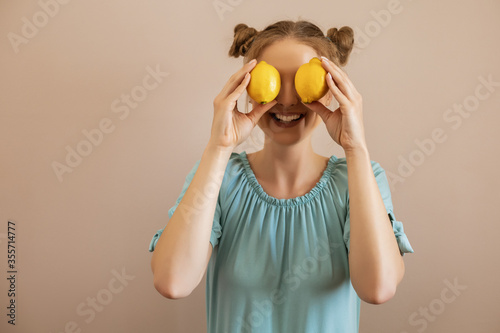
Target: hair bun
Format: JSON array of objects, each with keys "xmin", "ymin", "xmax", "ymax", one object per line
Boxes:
[
  {"xmin": 326, "ymin": 26, "xmax": 354, "ymax": 66},
  {"xmin": 228, "ymin": 23, "xmax": 258, "ymax": 58}
]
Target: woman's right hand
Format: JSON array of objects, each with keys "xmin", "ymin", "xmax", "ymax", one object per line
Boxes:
[{"xmin": 210, "ymin": 59, "xmax": 277, "ymax": 150}]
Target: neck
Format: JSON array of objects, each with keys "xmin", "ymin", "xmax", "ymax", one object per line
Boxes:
[{"xmin": 248, "ymin": 139, "xmax": 323, "ymax": 189}]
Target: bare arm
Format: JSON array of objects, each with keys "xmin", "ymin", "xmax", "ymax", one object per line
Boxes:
[
  {"xmin": 346, "ymin": 147, "xmax": 405, "ymax": 305},
  {"xmin": 150, "ymin": 142, "xmax": 233, "ymax": 299},
  {"xmin": 150, "ymin": 59, "xmax": 276, "ymax": 299}
]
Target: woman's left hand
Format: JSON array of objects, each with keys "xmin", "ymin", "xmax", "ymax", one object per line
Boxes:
[{"xmin": 305, "ymin": 56, "xmax": 367, "ymax": 153}]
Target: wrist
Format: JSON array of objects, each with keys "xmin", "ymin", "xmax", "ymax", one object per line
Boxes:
[
  {"xmin": 205, "ymin": 140, "xmax": 235, "ymax": 157},
  {"xmin": 344, "ymin": 146, "xmax": 370, "ymax": 160}
]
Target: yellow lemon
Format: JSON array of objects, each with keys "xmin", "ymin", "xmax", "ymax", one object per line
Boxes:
[
  {"xmin": 294, "ymin": 57, "xmax": 329, "ymax": 104},
  {"xmin": 247, "ymin": 61, "xmax": 281, "ymax": 104}
]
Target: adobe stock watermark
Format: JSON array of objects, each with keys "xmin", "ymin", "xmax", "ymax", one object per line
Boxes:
[
  {"xmin": 7, "ymin": 0, "xmax": 72, "ymax": 54},
  {"xmin": 213, "ymin": 0, "xmax": 245, "ymax": 21},
  {"xmin": 352, "ymin": 0, "xmax": 422, "ymax": 55},
  {"xmin": 51, "ymin": 64, "xmax": 169, "ymax": 182},
  {"xmin": 50, "ymin": 267, "xmax": 135, "ymax": 333},
  {"xmin": 386, "ymin": 74, "xmax": 499, "ymax": 192},
  {"xmin": 174, "ymin": 151, "xmax": 240, "ymax": 224},
  {"xmin": 400, "ymin": 277, "xmax": 467, "ymax": 333}
]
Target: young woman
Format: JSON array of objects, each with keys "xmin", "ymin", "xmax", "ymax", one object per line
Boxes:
[{"xmin": 149, "ymin": 20, "xmax": 414, "ymax": 333}]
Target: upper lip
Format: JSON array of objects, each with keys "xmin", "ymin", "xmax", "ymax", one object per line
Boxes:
[{"xmin": 270, "ymin": 111, "xmax": 306, "ymax": 116}]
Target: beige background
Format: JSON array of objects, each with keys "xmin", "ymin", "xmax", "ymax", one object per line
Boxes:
[{"xmin": 1, "ymin": 0, "xmax": 499, "ymax": 332}]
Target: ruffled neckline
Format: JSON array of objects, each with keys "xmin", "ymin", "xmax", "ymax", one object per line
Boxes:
[{"xmin": 239, "ymin": 151, "xmax": 338, "ymax": 207}]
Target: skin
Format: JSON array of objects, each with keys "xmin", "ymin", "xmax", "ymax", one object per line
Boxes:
[
  {"xmin": 246, "ymin": 39, "xmax": 334, "ymax": 198},
  {"xmin": 245, "ymin": 38, "xmax": 405, "ymax": 304},
  {"xmin": 152, "ymin": 37, "xmax": 405, "ymax": 303}
]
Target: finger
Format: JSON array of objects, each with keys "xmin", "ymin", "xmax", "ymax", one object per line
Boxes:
[
  {"xmin": 220, "ymin": 59, "xmax": 257, "ymax": 98},
  {"xmin": 226, "ymin": 72, "xmax": 252, "ymax": 105},
  {"xmin": 246, "ymin": 100, "xmax": 277, "ymax": 125},
  {"xmin": 320, "ymin": 56, "xmax": 351, "ymax": 84},
  {"xmin": 326, "ymin": 72, "xmax": 349, "ymax": 106},
  {"xmin": 303, "ymin": 100, "xmax": 331, "ymax": 123},
  {"xmin": 322, "ymin": 60, "xmax": 352, "ymax": 97},
  {"xmin": 320, "ymin": 57, "xmax": 355, "ymax": 98}
]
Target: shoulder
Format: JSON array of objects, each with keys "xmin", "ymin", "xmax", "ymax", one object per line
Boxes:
[
  {"xmin": 220, "ymin": 152, "xmax": 248, "ymax": 187},
  {"xmin": 226, "ymin": 152, "xmax": 246, "ymax": 175}
]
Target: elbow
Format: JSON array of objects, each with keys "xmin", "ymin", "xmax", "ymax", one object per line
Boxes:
[
  {"xmin": 153, "ymin": 275, "xmax": 193, "ymax": 300},
  {"xmin": 151, "ymin": 255, "xmax": 194, "ymax": 299},
  {"xmin": 354, "ymin": 273, "xmax": 400, "ymax": 305},
  {"xmin": 360, "ymin": 283, "xmax": 397, "ymax": 305},
  {"xmin": 357, "ymin": 257, "xmax": 406, "ymax": 304}
]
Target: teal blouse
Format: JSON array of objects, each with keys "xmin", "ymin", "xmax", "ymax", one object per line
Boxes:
[{"xmin": 149, "ymin": 151, "xmax": 414, "ymax": 333}]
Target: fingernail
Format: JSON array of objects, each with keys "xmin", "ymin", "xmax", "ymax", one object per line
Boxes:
[
  {"xmin": 249, "ymin": 59, "xmax": 257, "ymax": 64},
  {"xmin": 321, "ymin": 56, "xmax": 329, "ymax": 62}
]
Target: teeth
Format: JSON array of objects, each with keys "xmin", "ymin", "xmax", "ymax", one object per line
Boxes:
[{"xmin": 274, "ymin": 113, "xmax": 302, "ymax": 121}]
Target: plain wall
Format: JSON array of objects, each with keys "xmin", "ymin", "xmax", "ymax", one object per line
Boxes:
[{"xmin": 1, "ymin": 0, "xmax": 499, "ymax": 332}]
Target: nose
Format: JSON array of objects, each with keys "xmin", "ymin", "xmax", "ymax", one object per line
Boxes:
[{"xmin": 275, "ymin": 77, "xmax": 300, "ymax": 108}]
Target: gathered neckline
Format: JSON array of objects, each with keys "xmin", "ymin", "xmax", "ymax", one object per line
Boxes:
[{"xmin": 239, "ymin": 151, "xmax": 338, "ymax": 207}]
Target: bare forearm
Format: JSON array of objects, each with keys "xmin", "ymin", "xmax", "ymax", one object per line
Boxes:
[
  {"xmin": 151, "ymin": 142, "xmax": 233, "ymax": 297},
  {"xmin": 345, "ymin": 147, "xmax": 404, "ymax": 304}
]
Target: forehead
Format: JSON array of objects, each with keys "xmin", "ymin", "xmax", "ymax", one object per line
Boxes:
[{"xmin": 257, "ymin": 39, "xmax": 318, "ymax": 75}]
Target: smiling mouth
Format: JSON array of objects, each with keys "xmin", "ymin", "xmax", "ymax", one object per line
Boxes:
[{"xmin": 270, "ymin": 112, "xmax": 306, "ymax": 123}]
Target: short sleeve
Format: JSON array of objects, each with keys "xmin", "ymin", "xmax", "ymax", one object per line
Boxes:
[
  {"xmin": 148, "ymin": 159, "xmax": 223, "ymax": 252},
  {"xmin": 343, "ymin": 161, "xmax": 414, "ymax": 256}
]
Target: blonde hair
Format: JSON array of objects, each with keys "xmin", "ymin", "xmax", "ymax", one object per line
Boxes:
[{"xmin": 229, "ymin": 19, "xmax": 354, "ymax": 66}]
